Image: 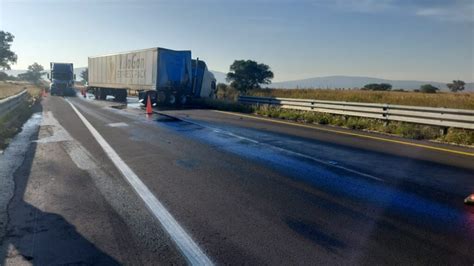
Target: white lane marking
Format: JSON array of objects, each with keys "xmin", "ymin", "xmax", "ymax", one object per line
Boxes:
[
  {"xmin": 174, "ymin": 115, "xmax": 384, "ymax": 182},
  {"xmin": 65, "ymin": 99, "xmax": 213, "ymax": 265},
  {"xmin": 108, "ymin": 122, "xmax": 128, "ymax": 128}
]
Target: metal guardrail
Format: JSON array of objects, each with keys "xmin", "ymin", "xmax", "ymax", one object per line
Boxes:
[
  {"xmin": 0, "ymin": 90, "xmax": 28, "ymax": 118},
  {"xmin": 239, "ymin": 95, "xmax": 474, "ymax": 129}
]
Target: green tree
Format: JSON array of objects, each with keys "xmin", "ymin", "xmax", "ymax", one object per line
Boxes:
[
  {"xmin": 81, "ymin": 68, "xmax": 88, "ymax": 83},
  {"xmin": 0, "ymin": 31, "xmax": 18, "ymax": 70},
  {"xmin": 18, "ymin": 62, "xmax": 45, "ymax": 84},
  {"xmin": 447, "ymin": 80, "xmax": 465, "ymax": 92},
  {"xmin": 362, "ymin": 83, "xmax": 392, "ymax": 91},
  {"xmin": 226, "ymin": 60, "xmax": 274, "ymax": 92},
  {"xmin": 0, "ymin": 31, "xmax": 17, "ymax": 70},
  {"xmin": 420, "ymin": 84, "xmax": 439, "ymax": 93}
]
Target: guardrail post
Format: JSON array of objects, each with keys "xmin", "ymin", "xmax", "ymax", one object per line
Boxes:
[
  {"xmin": 383, "ymin": 104, "xmax": 389, "ymax": 126},
  {"xmin": 439, "ymin": 127, "xmax": 448, "ymax": 136}
]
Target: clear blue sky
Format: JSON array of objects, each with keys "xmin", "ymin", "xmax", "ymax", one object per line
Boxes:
[{"xmin": 1, "ymin": 0, "xmax": 473, "ymax": 82}]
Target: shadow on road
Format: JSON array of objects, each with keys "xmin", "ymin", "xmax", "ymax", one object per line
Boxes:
[{"xmin": 0, "ymin": 107, "xmax": 119, "ymax": 265}]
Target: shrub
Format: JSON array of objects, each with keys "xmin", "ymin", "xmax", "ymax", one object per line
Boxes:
[
  {"xmin": 216, "ymin": 83, "xmax": 240, "ymax": 101},
  {"xmin": 420, "ymin": 84, "xmax": 439, "ymax": 94},
  {"xmin": 442, "ymin": 129, "xmax": 474, "ymax": 145}
]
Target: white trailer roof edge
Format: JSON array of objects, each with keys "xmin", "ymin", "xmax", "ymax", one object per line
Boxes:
[{"xmin": 88, "ymin": 47, "xmax": 191, "ymax": 59}]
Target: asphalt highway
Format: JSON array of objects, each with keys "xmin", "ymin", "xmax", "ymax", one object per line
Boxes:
[{"xmin": 0, "ymin": 94, "xmax": 473, "ymax": 265}]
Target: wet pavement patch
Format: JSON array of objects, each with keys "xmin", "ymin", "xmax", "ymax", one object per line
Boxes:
[
  {"xmin": 156, "ymin": 115, "xmax": 469, "ymax": 233},
  {"xmin": 155, "ymin": 114, "xmax": 182, "ymax": 123},
  {"xmin": 110, "ymin": 105, "xmax": 127, "ymax": 110},
  {"xmin": 0, "ymin": 112, "xmax": 41, "ymax": 241}
]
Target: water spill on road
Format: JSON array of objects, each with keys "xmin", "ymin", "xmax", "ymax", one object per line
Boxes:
[
  {"xmin": 156, "ymin": 117, "xmax": 473, "ymax": 235},
  {"xmin": 77, "ymin": 94, "xmax": 473, "ymax": 234},
  {"xmin": 0, "ymin": 112, "xmax": 42, "ymax": 238}
]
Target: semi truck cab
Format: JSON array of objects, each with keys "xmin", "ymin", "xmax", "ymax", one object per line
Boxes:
[
  {"xmin": 192, "ymin": 59, "xmax": 217, "ymax": 99},
  {"xmin": 48, "ymin": 62, "xmax": 76, "ymax": 96}
]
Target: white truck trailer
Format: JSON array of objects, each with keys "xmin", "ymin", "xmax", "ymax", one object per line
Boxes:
[{"xmin": 88, "ymin": 47, "xmax": 216, "ymax": 105}]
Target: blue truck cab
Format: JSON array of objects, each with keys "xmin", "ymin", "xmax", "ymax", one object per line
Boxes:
[{"xmin": 48, "ymin": 62, "xmax": 76, "ymax": 96}]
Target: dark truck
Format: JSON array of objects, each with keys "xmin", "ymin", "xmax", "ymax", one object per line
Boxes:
[
  {"xmin": 48, "ymin": 62, "xmax": 76, "ymax": 96},
  {"xmin": 87, "ymin": 47, "xmax": 216, "ymax": 105}
]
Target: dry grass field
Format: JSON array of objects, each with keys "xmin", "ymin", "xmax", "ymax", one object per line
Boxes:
[
  {"xmin": 0, "ymin": 81, "xmax": 43, "ymax": 99},
  {"xmin": 248, "ymin": 89, "xmax": 474, "ymax": 110},
  {"xmin": 0, "ymin": 82, "xmax": 26, "ymax": 99}
]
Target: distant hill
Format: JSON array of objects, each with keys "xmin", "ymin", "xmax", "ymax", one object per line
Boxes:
[{"xmin": 268, "ymin": 75, "xmax": 474, "ymax": 92}]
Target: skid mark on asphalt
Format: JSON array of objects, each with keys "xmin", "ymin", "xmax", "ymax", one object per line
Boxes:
[{"xmin": 66, "ymin": 99, "xmax": 213, "ymax": 265}]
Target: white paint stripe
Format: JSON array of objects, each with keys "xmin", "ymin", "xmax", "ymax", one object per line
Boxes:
[
  {"xmin": 108, "ymin": 122, "xmax": 128, "ymax": 128},
  {"xmin": 65, "ymin": 99, "xmax": 213, "ymax": 265}
]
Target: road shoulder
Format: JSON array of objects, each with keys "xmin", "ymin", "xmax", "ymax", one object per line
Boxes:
[{"xmin": 1, "ymin": 98, "xmax": 184, "ymax": 264}]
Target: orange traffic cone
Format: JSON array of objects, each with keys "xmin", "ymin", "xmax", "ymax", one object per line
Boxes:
[
  {"xmin": 146, "ymin": 95, "xmax": 153, "ymax": 115},
  {"xmin": 465, "ymin": 194, "xmax": 474, "ymax": 205},
  {"xmin": 42, "ymin": 88, "xmax": 47, "ymax": 97}
]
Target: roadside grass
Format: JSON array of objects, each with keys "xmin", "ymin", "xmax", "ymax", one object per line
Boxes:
[
  {"xmin": 0, "ymin": 84, "xmax": 42, "ymax": 151},
  {"xmin": 248, "ymin": 89, "xmax": 474, "ymax": 110}
]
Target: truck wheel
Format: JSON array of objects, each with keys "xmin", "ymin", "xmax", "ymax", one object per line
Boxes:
[
  {"xmin": 178, "ymin": 94, "xmax": 187, "ymax": 106},
  {"xmin": 94, "ymin": 88, "xmax": 100, "ymax": 100},
  {"xmin": 143, "ymin": 91, "xmax": 157, "ymax": 107},
  {"xmin": 115, "ymin": 89, "xmax": 127, "ymax": 102},
  {"xmin": 157, "ymin": 91, "xmax": 166, "ymax": 104},
  {"xmin": 99, "ymin": 88, "xmax": 107, "ymax": 100},
  {"xmin": 167, "ymin": 94, "xmax": 176, "ymax": 105}
]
